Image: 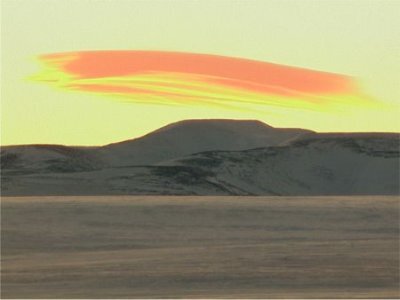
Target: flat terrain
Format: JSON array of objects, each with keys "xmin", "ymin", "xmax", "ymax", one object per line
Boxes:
[{"xmin": 1, "ymin": 196, "xmax": 399, "ymax": 298}]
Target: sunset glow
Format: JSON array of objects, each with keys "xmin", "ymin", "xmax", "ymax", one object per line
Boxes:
[{"xmin": 2, "ymin": 0, "xmax": 399, "ymax": 146}]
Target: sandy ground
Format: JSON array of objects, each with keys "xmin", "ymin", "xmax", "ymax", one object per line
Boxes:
[{"xmin": 1, "ymin": 196, "xmax": 399, "ymax": 299}]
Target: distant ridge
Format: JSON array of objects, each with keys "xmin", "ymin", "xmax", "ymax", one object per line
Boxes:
[
  {"xmin": 1, "ymin": 119, "xmax": 399, "ymax": 196},
  {"xmin": 99, "ymin": 119, "xmax": 314, "ymax": 166}
]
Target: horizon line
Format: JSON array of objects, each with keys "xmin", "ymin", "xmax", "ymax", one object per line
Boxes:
[{"xmin": 1, "ymin": 118, "xmax": 399, "ymax": 148}]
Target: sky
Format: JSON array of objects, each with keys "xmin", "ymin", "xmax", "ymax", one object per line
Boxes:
[{"xmin": 1, "ymin": 0, "xmax": 399, "ymax": 146}]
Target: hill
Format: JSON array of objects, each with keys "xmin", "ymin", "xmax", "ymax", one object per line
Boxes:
[{"xmin": 1, "ymin": 120, "xmax": 398, "ymax": 196}]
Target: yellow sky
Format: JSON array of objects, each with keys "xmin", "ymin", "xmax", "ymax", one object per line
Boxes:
[{"xmin": 1, "ymin": 0, "xmax": 399, "ymax": 146}]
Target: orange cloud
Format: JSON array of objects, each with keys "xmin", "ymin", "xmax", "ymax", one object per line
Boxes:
[{"xmin": 31, "ymin": 50, "xmax": 376, "ymax": 111}]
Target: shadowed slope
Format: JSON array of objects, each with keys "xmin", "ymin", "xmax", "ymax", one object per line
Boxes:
[
  {"xmin": 2, "ymin": 126, "xmax": 398, "ymax": 196},
  {"xmin": 99, "ymin": 119, "xmax": 313, "ymax": 166},
  {"xmin": 1, "ymin": 119, "xmax": 313, "ymax": 170}
]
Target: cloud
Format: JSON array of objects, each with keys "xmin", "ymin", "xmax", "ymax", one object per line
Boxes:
[{"xmin": 31, "ymin": 50, "xmax": 378, "ymax": 112}]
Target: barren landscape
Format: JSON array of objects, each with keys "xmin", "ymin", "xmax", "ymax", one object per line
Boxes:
[
  {"xmin": 2, "ymin": 1, "xmax": 400, "ymax": 299},
  {"xmin": 2, "ymin": 196, "xmax": 399, "ymax": 298},
  {"xmin": 2, "ymin": 120, "xmax": 399, "ymax": 196}
]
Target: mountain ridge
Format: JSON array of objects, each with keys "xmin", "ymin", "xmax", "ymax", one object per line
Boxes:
[{"xmin": 1, "ymin": 119, "xmax": 399, "ymax": 196}]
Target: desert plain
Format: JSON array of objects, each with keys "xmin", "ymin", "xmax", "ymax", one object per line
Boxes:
[{"xmin": 1, "ymin": 196, "xmax": 399, "ymax": 298}]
